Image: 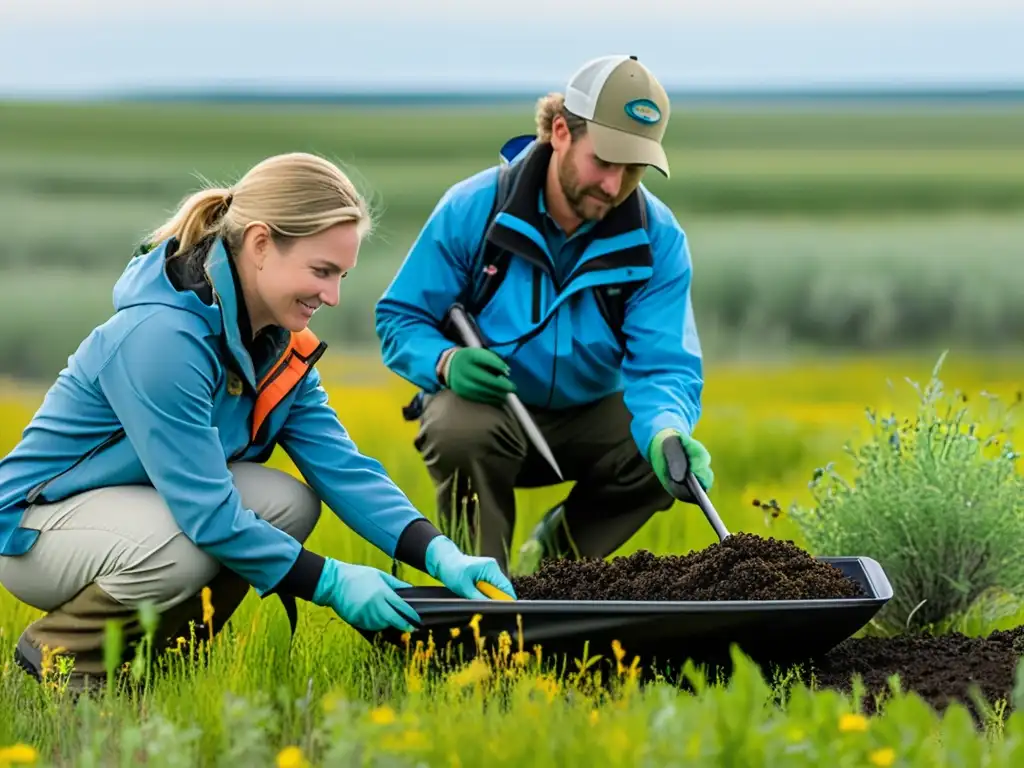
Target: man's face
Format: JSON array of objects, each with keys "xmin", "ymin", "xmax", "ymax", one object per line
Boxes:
[{"xmin": 554, "ymin": 127, "xmax": 647, "ymax": 222}]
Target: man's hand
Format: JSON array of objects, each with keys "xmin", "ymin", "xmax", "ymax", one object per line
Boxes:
[
  {"xmin": 443, "ymin": 347, "xmax": 516, "ymax": 405},
  {"xmin": 649, "ymin": 428, "xmax": 714, "ymax": 496}
]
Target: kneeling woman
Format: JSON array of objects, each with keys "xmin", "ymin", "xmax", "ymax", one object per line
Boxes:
[{"xmin": 0, "ymin": 151, "xmax": 514, "ymax": 690}]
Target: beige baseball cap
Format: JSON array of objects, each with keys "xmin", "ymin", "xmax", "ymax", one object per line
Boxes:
[{"xmin": 563, "ymin": 55, "xmax": 671, "ymax": 177}]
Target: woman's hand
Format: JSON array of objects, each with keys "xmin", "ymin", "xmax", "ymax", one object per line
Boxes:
[
  {"xmin": 425, "ymin": 536, "xmax": 518, "ymax": 600},
  {"xmin": 312, "ymin": 557, "xmax": 421, "ymax": 632}
]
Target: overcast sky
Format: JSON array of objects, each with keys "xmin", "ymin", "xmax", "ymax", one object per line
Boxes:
[{"xmin": 2, "ymin": 0, "xmax": 1022, "ymax": 96}]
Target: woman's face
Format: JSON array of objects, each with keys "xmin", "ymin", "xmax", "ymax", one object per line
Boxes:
[{"xmin": 243, "ymin": 222, "xmax": 360, "ymax": 334}]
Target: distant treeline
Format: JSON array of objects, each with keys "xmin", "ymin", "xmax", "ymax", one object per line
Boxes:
[{"xmin": 112, "ymin": 86, "xmax": 1024, "ymax": 107}]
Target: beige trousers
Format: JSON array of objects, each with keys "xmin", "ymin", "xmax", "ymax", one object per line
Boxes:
[{"xmin": 0, "ymin": 462, "xmax": 321, "ymax": 688}]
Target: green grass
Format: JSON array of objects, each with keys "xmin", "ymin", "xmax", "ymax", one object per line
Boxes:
[
  {"xmin": 3, "ymin": 98, "xmax": 1024, "ymax": 764},
  {"xmin": 3, "ymin": 352, "xmax": 1024, "ymax": 764},
  {"xmin": 3, "ymin": 101, "xmax": 1023, "ymax": 229},
  {"xmin": 5, "ymin": 639, "xmax": 1024, "ymax": 767},
  {"xmin": 1, "ymin": 100, "xmax": 1024, "ymax": 378},
  {"xmin": 1, "ymin": 212, "xmax": 1022, "ymax": 380}
]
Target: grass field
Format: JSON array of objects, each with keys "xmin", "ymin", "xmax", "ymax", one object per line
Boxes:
[
  {"xmin": 1, "ymin": 101, "xmax": 1023, "ymax": 378},
  {"xmin": 2, "ymin": 351, "xmax": 1024, "ymax": 765},
  {"xmin": 2, "ymin": 97, "xmax": 1024, "ymax": 764}
]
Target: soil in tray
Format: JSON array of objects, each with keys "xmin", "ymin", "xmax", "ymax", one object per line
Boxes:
[
  {"xmin": 801, "ymin": 626, "xmax": 1024, "ymax": 722},
  {"xmin": 509, "ymin": 534, "xmax": 1024, "ymax": 723},
  {"xmin": 510, "ymin": 532, "xmax": 865, "ymax": 601}
]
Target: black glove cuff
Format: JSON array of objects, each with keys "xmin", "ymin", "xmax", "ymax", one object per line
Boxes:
[
  {"xmin": 266, "ymin": 547, "xmax": 326, "ymax": 603},
  {"xmin": 394, "ymin": 517, "xmax": 444, "ymax": 573}
]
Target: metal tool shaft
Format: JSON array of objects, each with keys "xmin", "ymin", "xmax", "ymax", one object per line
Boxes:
[
  {"xmin": 664, "ymin": 435, "xmax": 731, "ymax": 542},
  {"xmin": 447, "ymin": 306, "xmax": 564, "ymax": 482}
]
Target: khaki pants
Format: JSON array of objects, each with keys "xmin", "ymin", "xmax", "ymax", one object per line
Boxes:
[
  {"xmin": 0, "ymin": 462, "xmax": 321, "ymax": 690},
  {"xmin": 414, "ymin": 390, "xmax": 675, "ymax": 573}
]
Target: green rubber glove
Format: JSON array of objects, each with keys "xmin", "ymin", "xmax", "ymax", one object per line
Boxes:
[
  {"xmin": 649, "ymin": 428, "xmax": 714, "ymax": 495},
  {"xmin": 446, "ymin": 347, "xmax": 516, "ymax": 405}
]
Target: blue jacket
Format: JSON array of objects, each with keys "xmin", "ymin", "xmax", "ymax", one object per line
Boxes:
[
  {"xmin": 375, "ymin": 138, "xmax": 704, "ymax": 459},
  {"xmin": 0, "ymin": 236, "xmax": 442, "ymax": 599}
]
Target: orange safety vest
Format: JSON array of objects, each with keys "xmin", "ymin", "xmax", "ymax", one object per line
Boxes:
[{"xmin": 250, "ymin": 328, "xmax": 326, "ymax": 442}]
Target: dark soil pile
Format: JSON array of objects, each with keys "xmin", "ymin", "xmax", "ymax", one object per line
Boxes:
[
  {"xmin": 507, "ymin": 533, "xmax": 1024, "ymax": 724},
  {"xmin": 511, "ymin": 532, "xmax": 865, "ymax": 601},
  {"xmin": 803, "ymin": 626, "xmax": 1024, "ymax": 718}
]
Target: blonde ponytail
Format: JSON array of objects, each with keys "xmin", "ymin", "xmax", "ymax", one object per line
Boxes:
[
  {"xmin": 146, "ymin": 187, "xmax": 234, "ymax": 254},
  {"xmin": 143, "ymin": 152, "xmax": 372, "ymax": 256}
]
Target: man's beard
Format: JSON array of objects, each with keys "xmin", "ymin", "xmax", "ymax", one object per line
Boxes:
[{"xmin": 558, "ymin": 153, "xmax": 617, "ymax": 222}]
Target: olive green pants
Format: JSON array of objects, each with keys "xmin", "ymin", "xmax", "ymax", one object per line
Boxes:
[
  {"xmin": 0, "ymin": 463, "xmax": 321, "ymax": 691},
  {"xmin": 414, "ymin": 390, "xmax": 675, "ymax": 574}
]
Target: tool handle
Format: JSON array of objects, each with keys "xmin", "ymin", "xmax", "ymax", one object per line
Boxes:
[
  {"xmin": 447, "ymin": 304, "xmax": 484, "ymax": 349},
  {"xmin": 447, "ymin": 304, "xmax": 565, "ymax": 482},
  {"xmin": 663, "ymin": 436, "xmax": 731, "ymax": 542},
  {"xmin": 476, "ymin": 581, "xmax": 516, "ymax": 601}
]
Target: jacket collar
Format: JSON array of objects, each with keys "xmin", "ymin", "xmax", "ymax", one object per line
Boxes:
[
  {"xmin": 504, "ymin": 141, "xmax": 646, "ymax": 236},
  {"xmin": 201, "ymin": 238, "xmax": 289, "ymax": 392},
  {"xmin": 486, "ymin": 140, "xmax": 651, "ymax": 281}
]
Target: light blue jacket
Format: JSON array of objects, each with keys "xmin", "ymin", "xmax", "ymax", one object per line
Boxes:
[
  {"xmin": 0, "ymin": 237, "xmax": 436, "ymax": 598},
  {"xmin": 375, "ymin": 138, "xmax": 704, "ymax": 459}
]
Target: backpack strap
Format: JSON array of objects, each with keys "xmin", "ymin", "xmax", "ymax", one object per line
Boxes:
[
  {"xmin": 463, "ymin": 161, "xmax": 516, "ymax": 319},
  {"xmin": 403, "ymin": 160, "xmax": 518, "ymax": 423}
]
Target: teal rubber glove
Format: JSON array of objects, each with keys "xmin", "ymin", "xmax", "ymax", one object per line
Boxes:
[
  {"xmin": 649, "ymin": 428, "xmax": 714, "ymax": 495},
  {"xmin": 312, "ymin": 557, "xmax": 421, "ymax": 632},
  {"xmin": 446, "ymin": 348, "xmax": 516, "ymax": 405},
  {"xmin": 425, "ymin": 536, "xmax": 518, "ymax": 600}
]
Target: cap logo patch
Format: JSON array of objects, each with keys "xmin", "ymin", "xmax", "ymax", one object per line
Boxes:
[{"xmin": 624, "ymin": 98, "xmax": 661, "ymax": 125}]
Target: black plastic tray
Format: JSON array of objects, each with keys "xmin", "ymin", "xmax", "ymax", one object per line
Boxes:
[{"xmin": 359, "ymin": 556, "xmax": 893, "ymax": 670}]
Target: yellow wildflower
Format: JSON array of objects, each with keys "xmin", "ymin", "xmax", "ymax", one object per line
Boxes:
[
  {"xmin": 838, "ymin": 713, "xmax": 869, "ymax": 733},
  {"xmin": 589, "ymin": 709, "xmax": 599, "ymax": 725},
  {"xmin": 497, "ymin": 630, "xmax": 512, "ymax": 664},
  {"xmin": 468, "ymin": 613, "xmax": 483, "ymax": 650},
  {"xmin": 869, "ymin": 747, "xmax": 896, "ymax": 766},
  {"xmin": 425, "ymin": 631, "xmax": 436, "ymax": 661},
  {"xmin": 39, "ymin": 645, "xmax": 66, "ymax": 682},
  {"xmin": 201, "ymin": 586, "xmax": 214, "ymax": 627},
  {"xmin": 611, "ymin": 639, "xmax": 626, "ymax": 675},
  {"xmin": 369, "ymin": 705, "xmax": 397, "ymax": 725},
  {"xmin": 275, "ymin": 745, "xmax": 306, "ymax": 768},
  {"xmin": 0, "ymin": 743, "xmax": 38, "ymax": 765}
]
